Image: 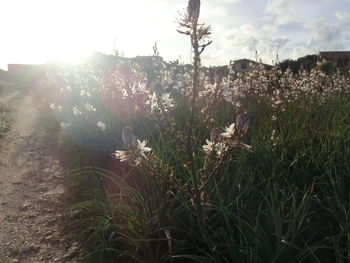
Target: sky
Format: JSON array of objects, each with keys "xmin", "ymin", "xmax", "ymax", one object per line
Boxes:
[{"xmin": 0, "ymin": 0, "xmax": 349, "ymax": 70}]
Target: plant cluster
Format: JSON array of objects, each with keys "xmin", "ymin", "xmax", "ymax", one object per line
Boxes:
[
  {"xmin": 0, "ymin": 103, "xmax": 11, "ymax": 139},
  {"xmin": 32, "ymin": 1, "xmax": 350, "ymax": 262}
]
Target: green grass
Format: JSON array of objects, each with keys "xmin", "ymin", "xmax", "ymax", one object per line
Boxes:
[
  {"xmin": 54, "ymin": 89, "xmax": 349, "ymax": 263},
  {"xmin": 30, "ymin": 57, "xmax": 350, "ymax": 262},
  {"xmin": 0, "ymin": 104, "xmax": 12, "ymax": 139}
]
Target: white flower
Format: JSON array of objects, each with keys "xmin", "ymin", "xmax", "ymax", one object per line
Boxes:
[
  {"xmin": 148, "ymin": 92, "xmax": 158, "ymax": 112},
  {"xmin": 114, "ymin": 150, "xmax": 134, "ymax": 163},
  {"xmin": 113, "ymin": 139, "xmax": 151, "ymax": 166},
  {"xmin": 49, "ymin": 103, "xmax": 56, "ymax": 110},
  {"xmin": 215, "ymin": 142, "xmax": 226, "ymax": 156},
  {"xmin": 122, "ymin": 89, "xmax": 128, "ymax": 98},
  {"xmin": 161, "ymin": 93, "xmax": 175, "ymax": 111},
  {"xmin": 80, "ymin": 90, "xmax": 91, "ymax": 98},
  {"xmin": 136, "ymin": 139, "xmax": 152, "ymax": 158},
  {"xmin": 84, "ymin": 103, "xmax": 96, "ymax": 112},
  {"xmin": 72, "ymin": 106, "xmax": 82, "ymax": 116},
  {"xmin": 202, "ymin": 139, "xmax": 215, "ymax": 154},
  {"xmin": 147, "ymin": 92, "xmax": 175, "ymax": 113},
  {"xmin": 203, "ymin": 140, "xmax": 226, "ymax": 156},
  {"xmin": 96, "ymin": 121, "xmax": 106, "ymax": 130},
  {"xmin": 131, "ymin": 83, "xmax": 148, "ymax": 94},
  {"xmin": 221, "ymin": 123, "xmax": 235, "ymax": 138},
  {"xmin": 60, "ymin": 122, "xmax": 70, "ymax": 129}
]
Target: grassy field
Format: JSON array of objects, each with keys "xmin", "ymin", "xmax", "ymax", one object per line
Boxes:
[
  {"xmin": 31, "ymin": 60, "xmax": 350, "ymax": 263},
  {"xmin": 28, "ymin": 2, "xmax": 350, "ymax": 262}
]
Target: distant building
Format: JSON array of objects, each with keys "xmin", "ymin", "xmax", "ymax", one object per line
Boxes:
[
  {"xmin": 231, "ymin": 59, "xmax": 272, "ymax": 73},
  {"xmin": 318, "ymin": 51, "xmax": 350, "ymax": 66}
]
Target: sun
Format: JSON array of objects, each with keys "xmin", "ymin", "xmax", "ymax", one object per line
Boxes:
[{"xmin": 1, "ymin": 0, "xmax": 170, "ymax": 66}]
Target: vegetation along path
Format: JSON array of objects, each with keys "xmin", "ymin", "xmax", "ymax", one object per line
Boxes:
[{"xmin": 0, "ymin": 92, "xmax": 82, "ymax": 263}]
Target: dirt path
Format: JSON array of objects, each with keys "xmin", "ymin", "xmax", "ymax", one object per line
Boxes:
[
  {"xmin": 0, "ymin": 94, "xmax": 82, "ymax": 263},
  {"xmin": 0, "ymin": 91, "xmax": 20, "ymax": 104}
]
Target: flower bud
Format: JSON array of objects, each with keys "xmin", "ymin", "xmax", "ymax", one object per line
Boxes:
[
  {"xmin": 187, "ymin": 0, "xmax": 200, "ymax": 21},
  {"xmin": 210, "ymin": 128, "xmax": 221, "ymax": 142},
  {"xmin": 236, "ymin": 112, "xmax": 251, "ymax": 137}
]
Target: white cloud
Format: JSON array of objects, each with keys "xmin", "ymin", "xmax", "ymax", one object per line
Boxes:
[
  {"xmin": 203, "ymin": 23, "xmax": 289, "ymax": 65},
  {"xmin": 306, "ymin": 18, "xmax": 346, "ymax": 49},
  {"xmin": 291, "ymin": 17, "xmax": 350, "ymax": 59},
  {"xmin": 265, "ymin": 0, "xmax": 297, "ymax": 25},
  {"xmin": 265, "ymin": 0, "xmax": 294, "ymax": 15},
  {"xmin": 262, "ymin": 24, "xmax": 279, "ymax": 34},
  {"xmin": 335, "ymin": 11, "xmax": 350, "ymax": 20}
]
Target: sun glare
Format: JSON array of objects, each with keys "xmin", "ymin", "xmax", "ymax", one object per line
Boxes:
[{"xmin": 1, "ymin": 0, "xmax": 153, "ymax": 65}]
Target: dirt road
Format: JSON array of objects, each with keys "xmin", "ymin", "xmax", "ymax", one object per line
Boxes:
[{"xmin": 0, "ymin": 93, "xmax": 82, "ymax": 263}]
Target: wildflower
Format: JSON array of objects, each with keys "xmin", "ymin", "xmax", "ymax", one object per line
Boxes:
[
  {"xmin": 122, "ymin": 89, "xmax": 128, "ymax": 98},
  {"xmin": 221, "ymin": 123, "xmax": 235, "ymax": 138},
  {"xmin": 202, "ymin": 139, "xmax": 215, "ymax": 154},
  {"xmin": 113, "ymin": 139, "xmax": 151, "ymax": 166},
  {"xmin": 84, "ymin": 103, "xmax": 96, "ymax": 112},
  {"xmin": 114, "ymin": 150, "xmax": 135, "ymax": 163},
  {"xmin": 72, "ymin": 106, "xmax": 82, "ymax": 116},
  {"xmin": 148, "ymin": 92, "xmax": 158, "ymax": 112},
  {"xmin": 161, "ymin": 93, "xmax": 175, "ymax": 111},
  {"xmin": 81, "ymin": 90, "xmax": 91, "ymax": 97},
  {"xmin": 122, "ymin": 126, "xmax": 136, "ymax": 147},
  {"xmin": 215, "ymin": 142, "xmax": 226, "ymax": 156},
  {"xmin": 136, "ymin": 139, "xmax": 152, "ymax": 158},
  {"xmin": 271, "ymin": 129, "xmax": 278, "ymax": 147},
  {"xmin": 147, "ymin": 92, "xmax": 175, "ymax": 113},
  {"xmin": 201, "ymin": 83, "xmax": 216, "ymax": 96},
  {"xmin": 96, "ymin": 121, "xmax": 106, "ymax": 131},
  {"xmin": 202, "ymin": 139, "xmax": 226, "ymax": 157},
  {"xmin": 49, "ymin": 103, "xmax": 56, "ymax": 110},
  {"xmin": 60, "ymin": 122, "xmax": 70, "ymax": 129}
]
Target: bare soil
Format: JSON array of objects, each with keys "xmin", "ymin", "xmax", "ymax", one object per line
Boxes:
[{"xmin": 0, "ymin": 93, "xmax": 82, "ymax": 263}]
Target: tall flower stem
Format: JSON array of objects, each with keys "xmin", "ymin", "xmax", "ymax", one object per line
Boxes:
[
  {"xmin": 187, "ymin": 24, "xmax": 202, "ymax": 240},
  {"xmin": 178, "ymin": 2, "xmax": 219, "ymax": 261},
  {"xmin": 187, "ymin": 20, "xmax": 200, "ymax": 158}
]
